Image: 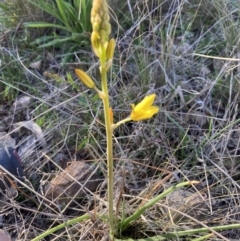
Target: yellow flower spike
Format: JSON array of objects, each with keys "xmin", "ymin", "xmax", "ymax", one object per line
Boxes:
[
  {"xmin": 91, "ymin": 0, "xmax": 111, "ymax": 57},
  {"xmin": 75, "ymin": 69, "xmax": 95, "ymax": 89},
  {"xmin": 130, "ymin": 94, "xmax": 159, "ymax": 121}
]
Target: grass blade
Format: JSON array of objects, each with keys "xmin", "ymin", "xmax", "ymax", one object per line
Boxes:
[
  {"xmin": 56, "ymin": 0, "xmax": 72, "ymax": 31},
  {"xmin": 24, "ymin": 22, "xmax": 68, "ymax": 32}
]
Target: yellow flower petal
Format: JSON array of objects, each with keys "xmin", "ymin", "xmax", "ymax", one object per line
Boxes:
[
  {"xmin": 133, "ymin": 94, "xmax": 156, "ymax": 112},
  {"xmin": 130, "ymin": 94, "xmax": 159, "ymax": 121}
]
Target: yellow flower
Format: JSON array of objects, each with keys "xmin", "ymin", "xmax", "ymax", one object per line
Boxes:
[
  {"xmin": 75, "ymin": 69, "xmax": 95, "ymax": 89},
  {"xmin": 130, "ymin": 94, "xmax": 159, "ymax": 121}
]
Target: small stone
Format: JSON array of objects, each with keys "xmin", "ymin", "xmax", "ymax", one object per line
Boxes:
[
  {"xmin": 0, "ymin": 230, "xmax": 11, "ymax": 241},
  {"xmin": 29, "ymin": 60, "xmax": 42, "ymax": 71},
  {"xmin": 0, "ymin": 132, "xmax": 16, "ymax": 148},
  {"xmin": 44, "ymin": 161, "xmax": 102, "ymax": 207},
  {"xmin": 12, "ymin": 96, "xmax": 31, "ymax": 111}
]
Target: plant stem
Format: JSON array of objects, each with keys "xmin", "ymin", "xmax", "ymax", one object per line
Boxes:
[
  {"xmin": 100, "ymin": 59, "xmax": 115, "ymax": 239},
  {"xmin": 112, "ymin": 117, "xmax": 131, "ymax": 131}
]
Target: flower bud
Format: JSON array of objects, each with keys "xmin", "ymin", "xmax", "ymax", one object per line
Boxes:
[
  {"xmin": 91, "ymin": 31, "xmax": 100, "ymax": 57},
  {"xmin": 106, "ymin": 38, "xmax": 116, "ymax": 61},
  {"xmin": 91, "ymin": 0, "xmax": 111, "ymax": 57},
  {"xmin": 75, "ymin": 69, "xmax": 95, "ymax": 89}
]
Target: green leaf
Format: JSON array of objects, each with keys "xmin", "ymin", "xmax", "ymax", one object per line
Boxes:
[
  {"xmin": 0, "ymin": 3, "xmax": 10, "ymax": 11},
  {"xmin": 23, "ymin": 0, "xmax": 92, "ymax": 48},
  {"xmin": 56, "ymin": 0, "xmax": 72, "ymax": 31},
  {"xmin": 119, "ymin": 181, "xmax": 198, "ymax": 231},
  {"xmin": 30, "ymin": 35, "xmax": 56, "ymax": 45},
  {"xmin": 37, "ymin": 37, "xmax": 74, "ymax": 48},
  {"xmin": 24, "ymin": 22, "xmax": 69, "ymax": 31}
]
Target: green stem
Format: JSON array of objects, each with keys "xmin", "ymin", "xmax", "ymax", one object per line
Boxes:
[
  {"xmin": 112, "ymin": 117, "xmax": 132, "ymax": 131},
  {"xmin": 31, "ymin": 214, "xmax": 90, "ymax": 241},
  {"xmin": 100, "ymin": 58, "xmax": 115, "ymax": 240}
]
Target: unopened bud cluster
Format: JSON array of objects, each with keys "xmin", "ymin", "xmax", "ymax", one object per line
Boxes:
[
  {"xmin": 91, "ymin": 0, "xmax": 111, "ymax": 41},
  {"xmin": 75, "ymin": 0, "xmax": 116, "ymax": 93},
  {"xmin": 91, "ymin": 0, "xmax": 112, "ymax": 57}
]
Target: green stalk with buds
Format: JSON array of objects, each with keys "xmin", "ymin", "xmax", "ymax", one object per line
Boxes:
[{"xmin": 75, "ymin": 0, "xmax": 158, "ymax": 239}]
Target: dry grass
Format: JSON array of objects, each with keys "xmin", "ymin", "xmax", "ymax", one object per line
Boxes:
[{"xmin": 0, "ymin": 0, "xmax": 240, "ymax": 240}]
